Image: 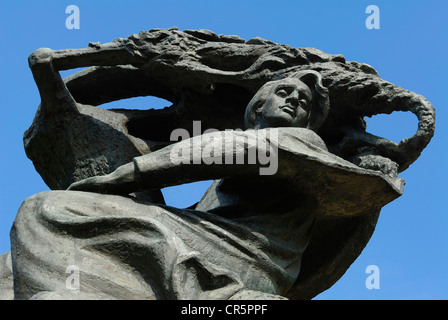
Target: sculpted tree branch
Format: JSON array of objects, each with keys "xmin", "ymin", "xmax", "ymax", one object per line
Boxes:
[{"xmin": 31, "ymin": 28, "xmax": 434, "ymax": 173}]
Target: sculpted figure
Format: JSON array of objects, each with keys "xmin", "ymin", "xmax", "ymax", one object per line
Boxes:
[
  {"xmin": 10, "ymin": 70, "xmax": 400, "ymax": 300},
  {"xmin": 2, "ymin": 29, "xmax": 435, "ymax": 300}
]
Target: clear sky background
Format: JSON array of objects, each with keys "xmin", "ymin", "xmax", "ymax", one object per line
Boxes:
[{"xmin": 0, "ymin": 0, "xmax": 446, "ymax": 300}]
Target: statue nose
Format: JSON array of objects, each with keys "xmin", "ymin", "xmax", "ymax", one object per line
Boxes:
[{"xmin": 286, "ymin": 91, "xmax": 299, "ymax": 106}]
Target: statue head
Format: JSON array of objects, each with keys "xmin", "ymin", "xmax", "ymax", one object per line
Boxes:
[{"xmin": 244, "ymin": 70, "xmax": 330, "ymax": 131}]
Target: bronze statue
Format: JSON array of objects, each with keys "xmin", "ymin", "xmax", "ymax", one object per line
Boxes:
[{"xmin": 2, "ymin": 28, "xmax": 435, "ymax": 299}]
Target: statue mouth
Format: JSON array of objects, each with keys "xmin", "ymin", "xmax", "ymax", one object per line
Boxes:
[{"xmin": 281, "ymin": 105, "xmax": 296, "ymax": 117}]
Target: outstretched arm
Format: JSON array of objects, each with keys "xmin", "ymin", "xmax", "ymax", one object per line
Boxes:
[
  {"xmin": 29, "ymin": 40, "xmax": 147, "ymax": 116},
  {"xmin": 68, "ymin": 129, "xmax": 279, "ymax": 195}
]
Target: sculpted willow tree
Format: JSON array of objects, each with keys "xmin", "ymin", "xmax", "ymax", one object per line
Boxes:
[{"xmin": 0, "ymin": 28, "xmax": 435, "ymax": 300}]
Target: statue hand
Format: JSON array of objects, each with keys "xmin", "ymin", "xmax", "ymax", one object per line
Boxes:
[
  {"xmin": 67, "ymin": 175, "xmax": 114, "ymax": 194},
  {"xmin": 67, "ymin": 162, "xmax": 138, "ymax": 195},
  {"xmin": 28, "ymin": 48, "xmax": 54, "ymax": 69}
]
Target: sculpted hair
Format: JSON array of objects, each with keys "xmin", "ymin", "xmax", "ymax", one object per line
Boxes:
[{"xmin": 244, "ymin": 70, "xmax": 330, "ymax": 131}]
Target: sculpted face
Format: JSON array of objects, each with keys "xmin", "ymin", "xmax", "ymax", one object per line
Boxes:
[{"xmin": 254, "ymin": 78, "xmax": 313, "ymax": 129}]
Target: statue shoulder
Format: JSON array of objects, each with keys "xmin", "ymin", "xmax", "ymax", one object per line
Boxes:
[{"xmin": 269, "ymin": 127, "xmax": 328, "ymax": 152}]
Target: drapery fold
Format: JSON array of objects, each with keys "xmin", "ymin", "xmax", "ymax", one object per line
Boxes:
[{"xmin": 11, "ymin": 190, "xmax": 312, "ymax": 299}]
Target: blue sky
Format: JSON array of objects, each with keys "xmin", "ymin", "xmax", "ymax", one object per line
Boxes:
[{"xmin": 0, "ymin": 0, "xmax": 446, "ymax": 299}]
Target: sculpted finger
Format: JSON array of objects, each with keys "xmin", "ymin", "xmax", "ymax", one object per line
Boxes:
[{"xmin": 67, "ymin": 177, "xmax": 101, "ymax": 192}]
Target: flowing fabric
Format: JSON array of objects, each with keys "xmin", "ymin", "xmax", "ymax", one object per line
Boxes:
[
  {"xmin": 10, "ymin": 128, "xmax": 402, "ymax": 300},
  {"xmin": 11, "ymin": 190, "xmax": 315, "ymax": 300}
]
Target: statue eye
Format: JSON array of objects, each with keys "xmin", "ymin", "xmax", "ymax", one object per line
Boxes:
[{"xmin": 275, "ymin": 88, "xmax": 288, "ymax": 98}]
